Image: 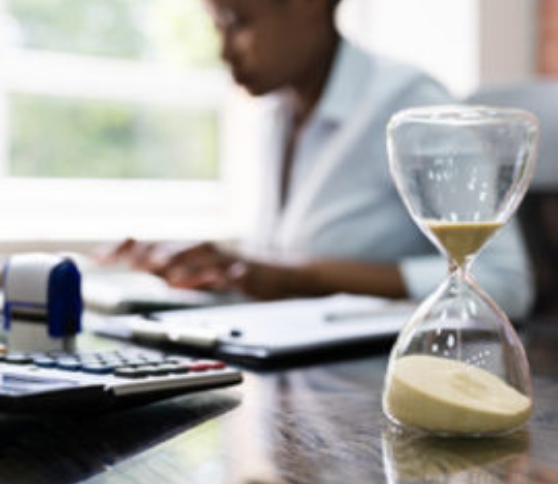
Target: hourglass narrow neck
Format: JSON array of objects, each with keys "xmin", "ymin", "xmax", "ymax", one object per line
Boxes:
[
  {"xmin": 446, "ymin": 261, "xmax": 472, "ymax": 297},
  {"xmin": 448, "ymin": 258, "xmax": 473, "ymax": 276}
]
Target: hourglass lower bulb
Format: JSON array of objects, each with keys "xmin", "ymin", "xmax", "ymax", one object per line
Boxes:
[{"xmin": 382, "ymin": 105, "xmax": 539, "ymax": 437}]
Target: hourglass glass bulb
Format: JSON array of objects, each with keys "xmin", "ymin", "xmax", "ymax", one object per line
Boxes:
[{"xmin": 382, "ymin": 105, "xmax": 538, "ymax": 437}]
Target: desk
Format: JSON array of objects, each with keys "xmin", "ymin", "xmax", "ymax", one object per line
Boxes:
[{"xmin": 0, "ymin": 323, "xmax": 557, "ymax": 484}]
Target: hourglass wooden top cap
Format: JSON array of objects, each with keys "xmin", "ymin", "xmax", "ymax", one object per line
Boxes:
[{"xmin": 388, "ymin": 104, "xmax": 540, "ymax": 130}]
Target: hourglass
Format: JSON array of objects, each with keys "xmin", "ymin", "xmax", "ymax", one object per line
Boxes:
[{"xmin": 382, "ymin": 106, "xmax": 539, "ymax": 437}]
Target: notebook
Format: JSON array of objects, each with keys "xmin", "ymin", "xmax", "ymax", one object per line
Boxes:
[{"xmin": 88, "ymin": 294, "xmax": 415, "ymax": 364}]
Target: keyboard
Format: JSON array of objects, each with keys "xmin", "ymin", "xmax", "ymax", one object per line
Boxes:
[
  {"xmin": 82, "ymin": 270, "xmax": 244, "ymax": 314},
  {"xmin": 0, "ymin": 349, "xmax": 242, "ymax": 413}
]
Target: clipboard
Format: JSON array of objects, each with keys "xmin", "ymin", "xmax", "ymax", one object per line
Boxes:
[{"xmin": 89, "ymin": 294, "xmax": 415, "ymax": 365}]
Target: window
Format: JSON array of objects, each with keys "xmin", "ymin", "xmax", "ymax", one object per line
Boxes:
[
  {"xmin": 0, "ymin": 0, "xmax": 232, "ymax": 242},
  {"xmin": 10, "ymin": 94, "xmax": 219, "ymax": 180},
  {"xmin": 1, "ymin": 0, "xmax": 536, "ymax": 244}
]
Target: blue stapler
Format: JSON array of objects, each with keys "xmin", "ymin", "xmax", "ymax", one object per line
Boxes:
[{"xmin": 3, "ymin": 253, "xmax": 83, "ymax": 353}]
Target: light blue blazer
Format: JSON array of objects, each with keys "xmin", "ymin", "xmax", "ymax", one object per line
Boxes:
[{"xmin": 243, "ymin": 40, "xmax": 534, "ymax": 319}]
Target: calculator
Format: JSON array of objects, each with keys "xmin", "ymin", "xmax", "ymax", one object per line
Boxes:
[{"xmin": 0, "ymin": 349, "xmax": 242, "ymax": 413}]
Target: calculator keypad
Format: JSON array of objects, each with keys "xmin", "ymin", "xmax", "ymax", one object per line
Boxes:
[
  {"xmin": 0, "ymin": 349, "xmax": 241, "ymax": 411},
  {"xmin": 1, "ymin": 350, "xmax": 226, "ymax": 377}
]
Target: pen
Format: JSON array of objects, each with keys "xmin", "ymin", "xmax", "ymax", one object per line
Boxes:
[{"xmin": 323, "ymin": 305, "xmax": 414, "ymax": 323}]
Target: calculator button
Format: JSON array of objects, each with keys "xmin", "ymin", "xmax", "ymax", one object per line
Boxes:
[
  {"xmin": 188, "ymin": 361, "xmax": 218, "ymax": 372},
  {"xmin": 151, "ymin": 364, "xmax": 177, "ymax": 376},
  {"xmin": 95, "ymin": 363, "xmax": 119, "ymax": 373},
  {"xmin": 169, "ymin": 363, "xmax": 190, "ymax": 374},
  {"xmin": 97, "ymin": 359, "xmax": 123, "ymax": 369},
  {"xmin": 194, "ymin": 360, "xmax": 226, "ymax": 371},
  {"xmin": 33, "ymin": 357, "xmax": 57, "ymax": 368},
  {"xmin": 48, "ymin": 352, "xmax": 74, "ymax": 359},
  {"xmin": 5, "ymin": 353, "xmax": 33, "ymax": 365},
  {"xmin": 115, "ymin": 366, "xmax": 150, "ymax": 378},
  {"xmin": 208, "ymin": 360, "xmax": 226, "ymax": 370},
  {"xmin": 164, "ymin": 356, "xmax": 194, "ymax": 364},
  {"xmin": 141, "ymin": 356, "xmax": 166, "ymax": 366},
  {"xmin": 119, "ymin": 358, "xmax": 146, "ymax": 367},
  {"xmin": 112, "ymin": 351, "xmax": 130, "ymax": 360},
  {"xmin": 114, "ymin": 367, "xmax": 142, "ymax": 379},
  {"xmin": 79, "ymin": 358, "xmax": 103, "ymax": 367},
  {"xmin": 56, "ymin": 359, "xmax": 82, "ymax": 371},
  {"xmin": 75, "ymin": 351, "xmax": 99, "ymax": 360},
  {"xmin": 138, "ymin": 365, "xmax": 163, "ymax": 377},
  {"xmin": 82, "ymin": 363, "xmax": 114, "ymax": 375}
]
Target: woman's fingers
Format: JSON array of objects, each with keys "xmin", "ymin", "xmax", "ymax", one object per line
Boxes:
[{"xmin": 93, "ymin": 238, "xmax": 138, "ymax": 265}]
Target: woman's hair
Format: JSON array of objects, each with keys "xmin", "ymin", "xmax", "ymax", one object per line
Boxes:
[
  {"xmin": 328, "ymin": 0, "xmax": 344, "ymax": 8},
  {"xmin": 276, "ymin": 0, "xmax": 343, "ymax": 8}
]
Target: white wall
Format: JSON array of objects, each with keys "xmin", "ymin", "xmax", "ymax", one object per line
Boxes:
[
  {"xmin": 0, "ymin": 72, "xmax": 7, "ymax": 178},
  {"xmin": 338, "ymin": 0, "xmax": 479, "ymax": 96},
  {"xmin": 338, "ymin": 0, "xmax": 538, "ymax": 97},
  {"xmin": 478, "ymin": 0, "xmax": 538, "ymax": 85},
  {"xmin": 0, "ymin": 0, "xmax": 9, "ymax": 176}
]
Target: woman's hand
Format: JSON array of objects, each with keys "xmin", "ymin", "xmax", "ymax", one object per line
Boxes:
[
  {"xmin": 95, "ymin": 239, "xmax": 407, "ymax": 300},
  {"xmin": 95, "ymin": 238, "xmax": 296, "ymax": 297},
  {"xmin": 151, "ymin": 242, "xmax": 239, "ymax": 292}
]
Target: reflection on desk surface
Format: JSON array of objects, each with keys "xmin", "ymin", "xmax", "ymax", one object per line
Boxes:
[
  {"xmin": 92, "ymin": 332, "xmax": 558, "ymax": 484},
  {"xmin": 1, "ymin": 323, "xmax": 558, "ymax": 484},
  {"xmin": 382, "ymin": 428, "xmax": 530, "ymax": 482},
  {"xmin": 0, "ymin": 390, "xmax": 240, "ymax": 484}
]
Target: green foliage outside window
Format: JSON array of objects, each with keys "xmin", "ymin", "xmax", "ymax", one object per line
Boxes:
[
  {"xmin": 6, "ymin": 0, "xmax": 223, "ymax": 180},
  {"xmin": 10, "ymin": 95, "xmax": 219, "ymax": 179},
  {"xmin": 7, "ymin": 0, "xmax": 221, "ymax": 67}
]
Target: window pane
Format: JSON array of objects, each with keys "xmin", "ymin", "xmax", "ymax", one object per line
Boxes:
[
  {"xmin": 6, "ymin": 0, "xmax": 220, "ymax": 67},
  {"xmin": 9, "ymin": 94, "xmax": 219, "ymax": 180}
]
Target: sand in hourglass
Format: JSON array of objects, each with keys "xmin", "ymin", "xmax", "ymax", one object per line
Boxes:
[
  {"xmin": 385, "ymin": 355, "xmax": 532, "ymax": 435},
  {"xmin": 426, "ymin": 220, "xmax": 504, "ymax": 266}
]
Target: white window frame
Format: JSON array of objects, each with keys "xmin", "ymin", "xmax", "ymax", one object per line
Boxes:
[{"xmin": 0, "ymin": 1, "xmax": 234, "ymax": 246}]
